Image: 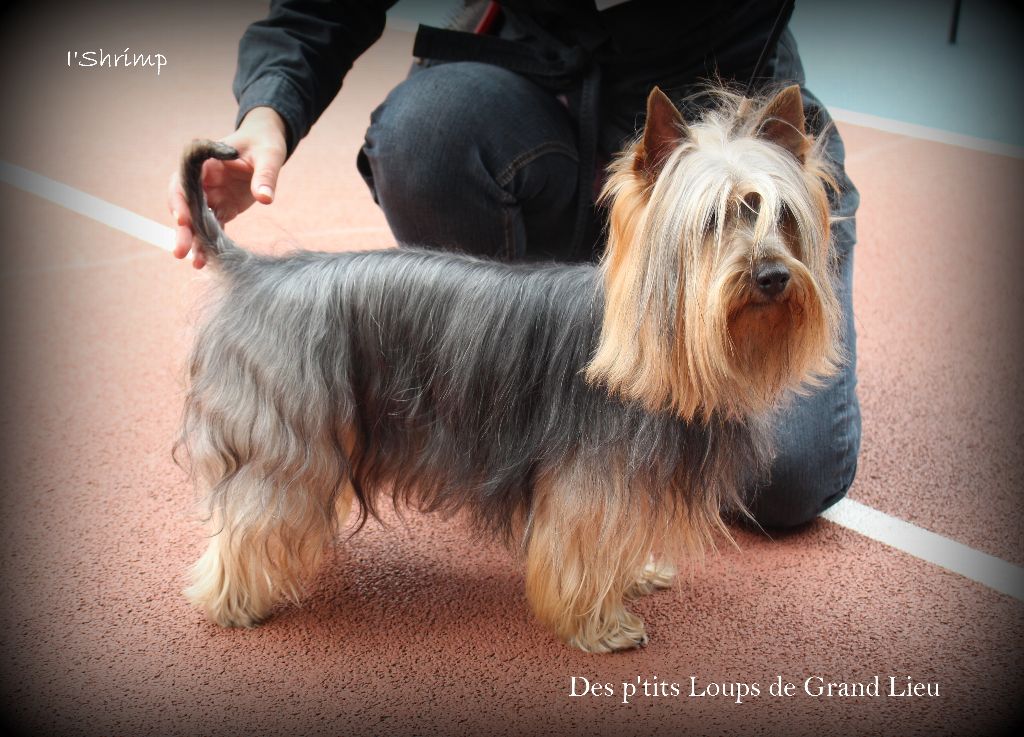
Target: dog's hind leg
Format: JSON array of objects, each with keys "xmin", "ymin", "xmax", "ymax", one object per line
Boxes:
[
  {"xmin": 184, "ymin": 464, "xmax": 353, "ymax": 628},
  {"xmin": 524, "ymin": 466, "xmax": 654, "ymax": 653},
  {"xmin": 181, "ymin": 355, "xmax": 354, "ymax": 628}
]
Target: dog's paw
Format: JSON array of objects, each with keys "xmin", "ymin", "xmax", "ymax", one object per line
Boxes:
[
  {"xmin": 184, "ymin": 541, "xmax": 275, "ymax": 628},
  {"xmin": 627, "ymin": 557, "xmax": 677, "ymax": 598},
  {"xmin": 183, "ymin": 579, "xmax": 271, "ymax": 629},
  {"xmin": 569, "ymin": 610, "xmax": 649, "ymax": 653}
]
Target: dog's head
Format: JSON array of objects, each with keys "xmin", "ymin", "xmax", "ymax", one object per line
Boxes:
[{"xmin": 587, "ymin": 85, "xmax": 843, "ymax": 421}]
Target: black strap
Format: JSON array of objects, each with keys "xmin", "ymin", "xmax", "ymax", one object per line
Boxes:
[
  {"xmin": 414, "ymin": 24, "xmax": 588, "ymax": 85},
  {"xmin": 745, "ymin": 0, "xmax": 795, "ymax": 95},
  {"xmin": 571, "ymin": 64, "xmax": 601, "ymax": 260}
]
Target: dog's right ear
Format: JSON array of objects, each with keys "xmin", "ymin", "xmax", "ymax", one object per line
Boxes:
[
  {"xmin": 753, "ymin": 84, "xmax": 808, "ymax": 163},
  {"xmin": 636, "ymin": 87, "xmax": 687, "ymax": 183}
]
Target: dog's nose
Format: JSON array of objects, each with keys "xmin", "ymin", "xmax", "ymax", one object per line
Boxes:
[{"xmin": 753, "ymin": 262, "xmax": 790, "ymax": 296}]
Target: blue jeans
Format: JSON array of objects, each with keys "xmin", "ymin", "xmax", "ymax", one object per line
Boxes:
[{"xmin": 357, "ymin": 30, "xmax": 861, "ymax": 528}]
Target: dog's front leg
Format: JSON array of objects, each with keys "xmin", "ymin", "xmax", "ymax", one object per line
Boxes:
[{"xmin": 523, "ymin": 469, "xmax": 652, "ymax": 653}]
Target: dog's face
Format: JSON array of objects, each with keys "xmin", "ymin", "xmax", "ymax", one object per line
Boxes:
[{"xmin": 589, "ymin": 86, "xmax": 842, "ymax": 421}]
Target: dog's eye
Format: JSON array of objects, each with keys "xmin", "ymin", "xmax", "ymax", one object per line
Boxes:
[{"xmin": 742, "ymin": 192, "xmax": 761, "ymax": 213}]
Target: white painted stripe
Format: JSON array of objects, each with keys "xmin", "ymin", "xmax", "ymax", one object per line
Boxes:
[
  {"xmin": 0, "ymin": 160, "xmax": 392, "ymax": 252},
  {"xmin": 5, "ymin": 161, "xmax": 1024, "ymax": 602},
  {"xmin": 822, "ymin": 498, "xmax": 1024, "ymax": 601},
  {"xmin": 830, "ymin": 107, "xmax": 1024, "ymax": 159},
  {"xmin": 0, "ymin": 161, "xmax": 175, "ymax": 250}
]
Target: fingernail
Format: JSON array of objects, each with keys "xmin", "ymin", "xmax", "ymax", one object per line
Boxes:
[
  {"xmin": 173, "ymin": 209, "xmax": 179, "ymax": 222},
  {"xmin": 258, "ymin": 185, "xmax": 273, "ymax": 200}
]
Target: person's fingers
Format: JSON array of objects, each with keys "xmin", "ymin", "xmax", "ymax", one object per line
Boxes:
[
  {"xmin": 173, "ymin": 223, "xmax": 194, "ymax": 259},
  {"xmin": 170, "ymin": 168, "xmax": 193, "ymax": 259},
  {"xmin": 250, "ymin": 145, "xmax": 286, "ymax": 204},
  {"xmin": 191, "ymin": 235, "xmax": 207, "ymax": 269},
  {"xmin": 166, "ymin": 171, "xmax": 177, "ymax": 216},
  {"xmin": 167, "ymin": 172, "xmax": 189, "ymax": 225},
  {"xmin": 173, "ymin": 190, "xmax": 190, "ymax": 226}
]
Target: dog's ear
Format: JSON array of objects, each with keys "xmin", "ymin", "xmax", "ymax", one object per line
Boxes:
[
  {"xmin": 636, "ymin": 86, "xmax": 687, "ymax": 182},
  {"xmin": 754, "ymin": 84, "xmax": 808, "ymax": 163}
]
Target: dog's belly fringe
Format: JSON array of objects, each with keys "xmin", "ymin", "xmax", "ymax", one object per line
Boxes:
[{"xmin": 182, "ymin": 247, "xmax": 769, "ymax": 546}]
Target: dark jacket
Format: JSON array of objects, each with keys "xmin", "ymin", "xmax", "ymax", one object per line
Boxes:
[{"xmin": 234, "ymin": 0, "xmax": 791, "ymax": 156}]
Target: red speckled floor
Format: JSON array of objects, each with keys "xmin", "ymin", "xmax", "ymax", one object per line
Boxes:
[{"xmin": 0, "ymin": 3, "xmax": 1021, "ymax": 736}]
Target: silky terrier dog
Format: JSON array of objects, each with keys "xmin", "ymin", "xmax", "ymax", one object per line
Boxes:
[{"xmin": 177, "ymin": 84, "xmax": 841, "ymax": 653}]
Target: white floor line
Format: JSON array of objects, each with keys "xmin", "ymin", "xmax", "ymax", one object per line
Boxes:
[
  {"xmin": 1, "ymin": 161, "xmax": 176, "ymax": 250},
  {"xmin": 0, "ymin": 160, "xmax": 392, "ymax": 250},
  {"xmin": 822, "ymin": 498, "xmax": 1024, "ymax": 601},
  {"xmin": 830, "ymin": 108, "xmax": 1024, "ymax": 160},
  {"xmin": 5, "ymin": 160, "xmax": 1023, "ymax": 603}
]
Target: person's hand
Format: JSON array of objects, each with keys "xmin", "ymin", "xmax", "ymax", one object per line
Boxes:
[{"xmin": 168, "ymin": 106, "xmax": 288, "ymax": 268}]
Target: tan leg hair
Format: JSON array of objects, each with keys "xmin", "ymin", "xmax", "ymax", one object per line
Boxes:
[
  {"xmin": 626, "ymin": 556, "xmax": 678, "ymax": 599},
  {"xmin": 183, "ymin": 417, "xmax": 357, "ymax": 628},
  {"xmin": 524, "ymin": 467, "xmax": 660, "ymax": 653},
  {"xmin": 185, "ymin": 474, "xmax": 354, "ymax": 628}
]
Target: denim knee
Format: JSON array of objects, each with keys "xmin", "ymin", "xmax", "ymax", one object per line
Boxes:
[
  {"xmin": 749, "ymin": 381, "xmax": 862, "ymax": 529},
  {"xmin": 359, "ymin": 66, "xmax": 476, "ymax": 218},
  {"xmin": 358, "ymin": 62, "xmax": 580, "ymax": 257}
]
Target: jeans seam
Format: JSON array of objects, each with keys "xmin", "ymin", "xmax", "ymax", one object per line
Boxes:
[
  {"xmin": 495, "ymin": 142, "xmax": 578, "ymax": 188},
  {"xmin": 827, "ymin": 257, "xmax": 860, "ymax": 507},
  {"xmin": 830, "ymin": 361, "xmax": 855, "ymax": 494},
  {"xmin": 502, "ymin": 206, "xmax": 514, "ymax": 259}
]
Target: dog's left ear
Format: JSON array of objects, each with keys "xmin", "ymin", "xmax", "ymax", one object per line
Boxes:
[
  {"xmin": 636, "ymin": 86, "xmax": 687, "ymax": 182},
  {"xmin": 754, "ymin": 84, "xmax": 809, "ymax": 163}
]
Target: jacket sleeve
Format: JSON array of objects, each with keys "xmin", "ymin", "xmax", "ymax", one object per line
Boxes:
[{"xmin": 233, "ymin": 0, "xmax": 399, "ymax": 156}]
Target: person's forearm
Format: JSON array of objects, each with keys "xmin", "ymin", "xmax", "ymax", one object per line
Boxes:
[{"xmin": 233, "ymin": 0, "xmax": 399, "ymax": 156}]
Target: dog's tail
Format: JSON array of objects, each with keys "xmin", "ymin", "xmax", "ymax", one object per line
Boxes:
[{"xmin": 181, "ymin": 139, "xmax": 249, "ymax": 267}]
